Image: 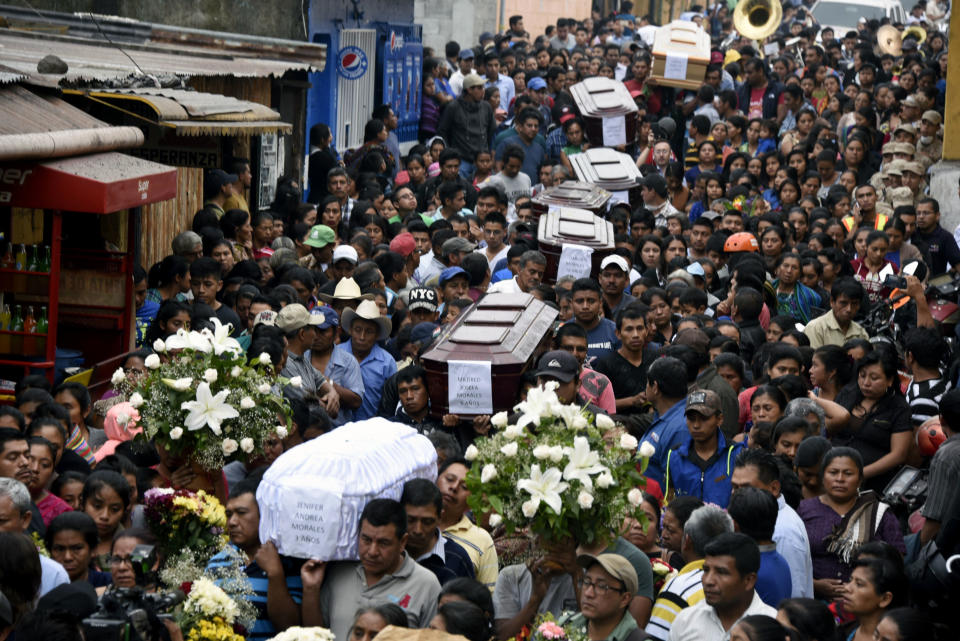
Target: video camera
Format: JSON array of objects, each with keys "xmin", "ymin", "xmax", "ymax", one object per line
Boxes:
[{"xmin": 82, "ymin": 545, "xmax": 184, "ymax": 641}]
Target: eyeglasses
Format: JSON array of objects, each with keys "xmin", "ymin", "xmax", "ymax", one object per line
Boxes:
[
  {"xmin": 579, "ymin": 578, "xmax": 625, "ymax": 595},
  {"xmin": 108, "ymin": 555, "xmax": 135, "ymax": 567}
]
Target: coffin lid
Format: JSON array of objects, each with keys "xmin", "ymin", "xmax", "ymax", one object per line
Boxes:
[
  {"xmin": 570, "ymin": 77, "xmax": 638, "ymax": 117},
  {"xmin": 570, "ymin": 147, "xmax": 642, "ymax": 189},
  {"xmin": 538, "ymin": 206, "xmax": 616, "ymax": 248},
  {"xmin": 532, "ymin": 180, "xmax": 611, "ymax": 211}
]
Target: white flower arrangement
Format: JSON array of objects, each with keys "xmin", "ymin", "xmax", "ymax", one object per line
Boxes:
[
  {"xmin": 269, "ymin": 627, "xmax": 336, "ymax": 641},
  {"xmin": 465, "ymin": 384, "xmax": 654, "ymax": 545},
  {"xmin": 123, "ymin": 318, "xmax": 293, "ymax": 470},
  {"xmin": 182, "ymin": 578, "xmax": 239, "ymax": 623}
]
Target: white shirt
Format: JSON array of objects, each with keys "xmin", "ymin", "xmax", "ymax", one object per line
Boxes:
[
  {"xmin": 668, "ymin": 592, "xmax": 776, "ymax": 641},
  {"xmin": 773, "ymin": 494, "xmax": 814, "ymax": 598},
  {"xmin": 478, "ymin": 244, "xmax": 510, "ymax": 273},
  {"xmin": 40, "ymin": 555, "xmax": 69, "ymax": 597},
  {"xmin": 487, "ymin": 276, "xmax": 522, "ymax": 294}
]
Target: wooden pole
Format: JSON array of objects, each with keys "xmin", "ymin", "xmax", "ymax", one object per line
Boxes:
[{"xmin": 942, "ymin": 10, "xmax": 960, "ymax": 160}]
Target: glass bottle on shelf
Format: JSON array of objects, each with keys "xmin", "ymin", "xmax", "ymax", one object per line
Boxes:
[
  {"xmin": 42, "ymin": 246, "xmax": 52, "ymax": 272},
  {"xmin": 10, "ymin": 305, "xmax": 23, "ymax": 331},
  {"xmin": 26, "ymin": 245, "xmax": 37, "ymax": 272},
  {"xmin": 23, "ymin": 306, "xmax": 35, "ymax": 334},
  {"xmin": 0, "ymin": 234, "xmax": 10, "ymax": 270},
  {"xmin": 0, "ymin": 304, "xmax": 9, "ymax": 331},
  {"xmin": 14, "ymin": 245, "xmax": 26, "ymax": 271},
  {"xmin": 36, "ymin": 306, "xmax": 48, "ymax": 334}
]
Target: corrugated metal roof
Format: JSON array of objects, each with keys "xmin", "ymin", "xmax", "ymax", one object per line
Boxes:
[
  {"xmin": 95, "ymin": 88, "xmax": 280, "ymax": 120},
  {"xmin": 0, "ymin": 84, "xmax": 109, "ymax": 135},
  {"xmin": 0, "ymin": 28, "xmax": 317, "ymax": 81},
  {"xmin": 162, "ymin": 120, "xmax": 293, "ymax": 136}
]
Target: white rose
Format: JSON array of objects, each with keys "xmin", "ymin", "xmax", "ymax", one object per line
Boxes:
[
  {"xmin": 203, "ymin": 368, "xmax": 218, "ymax": 383},
  {"xmin": 543, "ymin": 380, "xmax": 559, "ymax": 391},
  {"xmin": 221, "ymin": 438, "xmax": 239, "ymax": 455},
  {"xmin": 240, "ymin": 437, "xmax": 255, "ymax": 453},
  {"xmin": 596, "ymin": 414, "xmax": 616, "ymax": 430},
  {"xmin": 153, "ymin": 339, "xmax": 166, "ymax": 353},
  {"xmin": 289, "ymin": 376, "xmax": 303, "ymax": 389},
  {"xmin": 115, "ymin": 412, "xmax": 130, "ymax": 428},
  {"xmin": 275, "ymin": 424, "xmax": 288, "ymax": 439},
  {"xmin": 240, "ymin": 397, "xmax": 256, "ymax": 410},
  {"xmin": 521, "ymin": 499, "xmax": 538, "ymax": 518},
  {"xmin": 464, "ymin": 444, "xmax": 479, "ymax": 461},
  {"xmin": 639, "ymin": 441, "xmax": 656, "ymax": 458},
  {"xmin": 230, "ymin": 366, "xmax": 242, "ymax": 378},
  {"xmin": 169, "ymin": 427, "xmax": 184, "ymax": 440},
  {"xmin": 258, "ymin": 382, "xmax": 271, "ymax": 394},
  {"xmin": 533, "ymin": 445, "xmax": 551, "ymax": 460},
  {"xmin": 490, "ymin": 411, "xmax": 509, "ymax": 428},
  {"xmin": 503, "ymin": 424, "xmax": 523, "ymax": 440},
  {"xmin": 620, "ymin": 433, "xmax": 639, "ymax": 450},
  {"xmin": 144, "ymin": 354, "xmax": 161, "ymax": 370},
  {"xmin": 258, "ymin": 352, "xmax": 272, "ymax": 366},
  {"xmin": 481, "ymin": 464, "xmax": 498, "ymax": 483},
  {"xmin": 129, "ymin": 392, "xmax": 144, "ymax": 408},
  {"xmin": 578, "ymin": 491, "xmax": 594, "ymax": 509},
  {"xmin": 597, "ymin": 472, "xmax": 615, "ymax": 489},
  {"xmin": 627, "ymin": 488, "xmax": 643, "ymax": 507},
  {"xmin": 548, "ymin": 445, "xmax": 565, "ymax": 463},
  {"xmin": 111, "ymin": 368, "xmax": 126, "ymax": 386},
  {"xmin": 489, "ymin": 513, "xmax": 503, "ymax": 528},
  {"xmin": 500, "ymin": 442, "xmax": 518, "ymax": 457},
  {"xmin": 572, "ymin": 415, "xmax": 588, "ymax": 430}
]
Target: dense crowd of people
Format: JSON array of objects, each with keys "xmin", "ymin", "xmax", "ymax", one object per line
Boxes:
[{"xmin": 1, "ymin": 1, "xmax": 959, "ymax": 640}]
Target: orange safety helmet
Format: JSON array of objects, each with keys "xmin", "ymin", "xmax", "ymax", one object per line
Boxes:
[
  {"xmin": 723, "ymin": 232, "xmax": 760, "ymax": 253},
  {"xmin": 917, "ymin": 416, "xmax": 946, "ymax": 456}
]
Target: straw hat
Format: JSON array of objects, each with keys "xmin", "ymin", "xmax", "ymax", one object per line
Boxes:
[
  {"xmin": 341, "ymin": 299, "xmax": 392, "ymax": 341},
  {"xmin": 317, "ymin": 277, "xmax": 375, "ymax": 303}
]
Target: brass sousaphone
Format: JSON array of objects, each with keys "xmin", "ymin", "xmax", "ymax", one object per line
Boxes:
[
  {"xmin": 733, "ymin": 0, "xmax": 783, "ymax": 41},
  {"xmin": 877, "ymin": 24, "xmax": 902, "ymax": 56}
]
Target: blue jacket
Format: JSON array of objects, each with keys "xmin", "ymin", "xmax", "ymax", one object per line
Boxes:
[
  {"xmin": 641, "ymin": 400, "xmax": 689, "ymax": 486},
  {"xmin": 664, "ymin": 431, "xmax": 743, "ymax": 508}
]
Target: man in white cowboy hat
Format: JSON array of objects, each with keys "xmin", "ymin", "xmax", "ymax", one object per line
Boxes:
[
  {"xmin": 318, "ymin": 276, "xmax": 375, "ymax": 320},
  {"xmin": 336, "ymin": 299, "xmax": 396, "ymax": 420}
]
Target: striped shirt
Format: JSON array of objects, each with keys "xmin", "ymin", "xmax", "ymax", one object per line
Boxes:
[
  {"xmin": 65, "ymin": 424, "xmax": 95, "ymax": 465},
  {"xmin": 906, "ymin": 377, "xmax": 951, "ymax": 428},
  {"xmin": 443, "ymin": 515, "xmax": 499, "ymax": 592},
  {"xmin": 206, "ymin": 545, "xmax": 303, "ymax": 641},
  {"xmin": 644, "ymin": 559, "xmax": 705, "ymax": 641}
]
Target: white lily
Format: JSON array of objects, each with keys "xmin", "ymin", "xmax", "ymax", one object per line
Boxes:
[
  {"xmin": 562, "ymin": 436, "xmax": 607, "ymax": 491},
  {"xmin": 517, "ymin": 464, "xmax": 568, "ymax": 516},
  {"xmin": 639, "ymin": 441, "xmax": 656, "ymax": 458},
  {"xmin": 144, "ymin": 354, "xmax": 161, "ymax": 370},
  {"xmin": 554, "ymin": 404, "xmax": 586, "ymax": 430},
  {"xmin": 464, "ymin": 444, "xmax": 479, "ymax": 461},
  {"xmin": 513, "ymin": 384, "xmax": 560, "ymax": 429},
  {"xmin": 206, "ymin": 317, "xmax": 242, "ymax": 356},
  {"xmin": 164, "ymin": 328, "xmax": 212, "ymax": 353},
  {"xmin": 180, "ymin": 382, "xmax": 239, "ymax": 435},
  {"xmin": 162, "ymin": 377, "xmax": 193, "ymax": 392},
  {"xmin": 111, "ymin": 368, "xmax": 126, "ymax": 386}
]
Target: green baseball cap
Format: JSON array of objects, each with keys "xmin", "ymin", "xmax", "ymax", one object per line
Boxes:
[{"xmin": 304, "ymin": 225, "xmax": 336, "ymax": 248}]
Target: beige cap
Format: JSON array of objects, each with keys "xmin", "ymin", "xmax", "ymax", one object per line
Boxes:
[
  {"xmin": 577, "ymin": 554, "xmax": 639, "ymax": 595},
  {"xmin": 885, "ymin": 159, "xmax": 905, "ymax": 176},
  {"xmin": 902, "ymin": 160, "xmax": 925, "ymax": 175},
  {"xmin": 881, "ymin": 142, "xmax": 897, "ymax": 155},
  {"xmin": 462, "ymin": 73, "xmax": 485, "ymax": 89},
  {"xmin": 276, "ymin": 303, "xmax": 322, "ymax": 332},
  {"xmin": 888, "ymin": 186, "xmax": 915, "ymax": 208},
  {"xmin": 921, "ymin": 110, "xmax": 943, "ymax": 125},
  {"xmin": 895, "ymin": 123, "xmax": 917, "ymax": 137},
  {"xmin": 893, "ymin": 141, "xmax": 915, "ymax": 156},
  {"xmin": 903, "ymin": 95, "xmax": 921, "ymax": 108}
]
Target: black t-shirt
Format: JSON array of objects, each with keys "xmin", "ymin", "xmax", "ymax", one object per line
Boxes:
[
  {"xmin": 592, "ymin": 346, "xmax": 659, "ymax": 414},
  {"xmin": 914, "ymin": 226, "xmax": 960, "ymax": 276},
  {"xmin": 214, "ymin": 304, "xmax": 244, "ymax": 337}
]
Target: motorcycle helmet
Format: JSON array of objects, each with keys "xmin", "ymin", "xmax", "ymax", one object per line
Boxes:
[
  {"xmin": 917, "ymin": 416, "xmax": 946, "ymax": 456},
  {"xmin": 723, "ymin": 232, "xmax": 759, "ymax": 253}
]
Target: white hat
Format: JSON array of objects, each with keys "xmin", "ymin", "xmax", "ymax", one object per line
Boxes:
[
  {"xmin": 333, "ymin": 245, "xmax": 359, "ymax": 264},
  {"xmin": 341, "ymin": 299, "xmax": 392, "ymax": 341},
  {"xmin": 600, "ymin": 255, "xmax": 630, "ymax": 272}
]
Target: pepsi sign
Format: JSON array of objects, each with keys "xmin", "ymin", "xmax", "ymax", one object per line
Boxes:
[{"xmin": 337, "ymin": 45, "xmax": 369, "ymax": 80}]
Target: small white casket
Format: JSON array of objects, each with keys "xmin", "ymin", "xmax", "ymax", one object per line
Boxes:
[{"xmin": 256, "ymin": 418, "xmax": 438, "ymax": 560}]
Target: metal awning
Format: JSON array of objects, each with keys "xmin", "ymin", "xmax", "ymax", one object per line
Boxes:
[
  {"xmin": 64, "ymin": 87, "xmax": 292, "ymax": 136},
  {"xmin": 0, "ymin": 84, "xmax": 144, "ymax": 160},
  {"xmin": 0, "ymin": 152, "xmax": 177, "ymax": 213},
  {"xmin": 0, "ymin": 28, "xmax": 319, "ymax": 81}
]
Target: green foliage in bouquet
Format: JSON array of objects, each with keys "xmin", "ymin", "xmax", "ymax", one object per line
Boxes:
[
  {"xmin": 127, "ymin": 319, "xmax": 292, "ymax": 470},
  {"xmin": 465, "ymin": 382, "xmax": 652, "ymax": 546}
]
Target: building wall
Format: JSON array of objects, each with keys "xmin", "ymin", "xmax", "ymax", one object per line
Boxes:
[
  {"xmin": 414, "ymin": 0, "xmax": 498, "ymax": 55},
  {"xmin": 501, "ymin": 0, "xmax": 592, "ymax": 46}
]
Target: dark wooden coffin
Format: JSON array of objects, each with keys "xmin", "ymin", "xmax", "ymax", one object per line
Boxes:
[
  {"xmin": 537, "ymin": 207, "xmax": 616, "ymax": 285},
  {"xmin": 531, "ymin": 180, "xmax": 611, "ymax": 220},
  {"xmin": 421, "ymin": 292, "xmax": 558, "ymax": 418},
  {"xmin": 569, "ymin": 77, "xmax": 638, "ymax": 148},
  {"xmin": 569, "ymin": 147, "xmax": 643, "ymax": 207}
]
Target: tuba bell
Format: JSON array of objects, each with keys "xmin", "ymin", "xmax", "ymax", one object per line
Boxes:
[
  {"xmin": 902, "ymin": 25, "xmax": 926, "ymax": 46},
  {"xmin": 733, "ymin": 0, "xmax": 783, "ymax": 41}
]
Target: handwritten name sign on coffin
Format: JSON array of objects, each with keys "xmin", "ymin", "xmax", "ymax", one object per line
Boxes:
[
  {"xmin": 448, "ymin": 360, "xmax": 493, "ymax": 415},
  {"xmin": 274, "ymin": 477, "xmax": 344, "ymax": 559}
]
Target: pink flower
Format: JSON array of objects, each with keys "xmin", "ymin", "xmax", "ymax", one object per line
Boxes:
[{"xmin": 538, "ymin": 622, "xmax": 566, "ymax": 640}]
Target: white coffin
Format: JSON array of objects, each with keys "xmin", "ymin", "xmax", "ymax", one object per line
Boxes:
[{"xmin": 257, "ymin": 418, "xmax": 438, "ymax": 560}]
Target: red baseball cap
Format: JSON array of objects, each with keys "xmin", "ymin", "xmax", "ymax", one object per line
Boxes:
[{"xmin": 389, "ymin": 232, "xmax": 417, "ymax": 257}]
